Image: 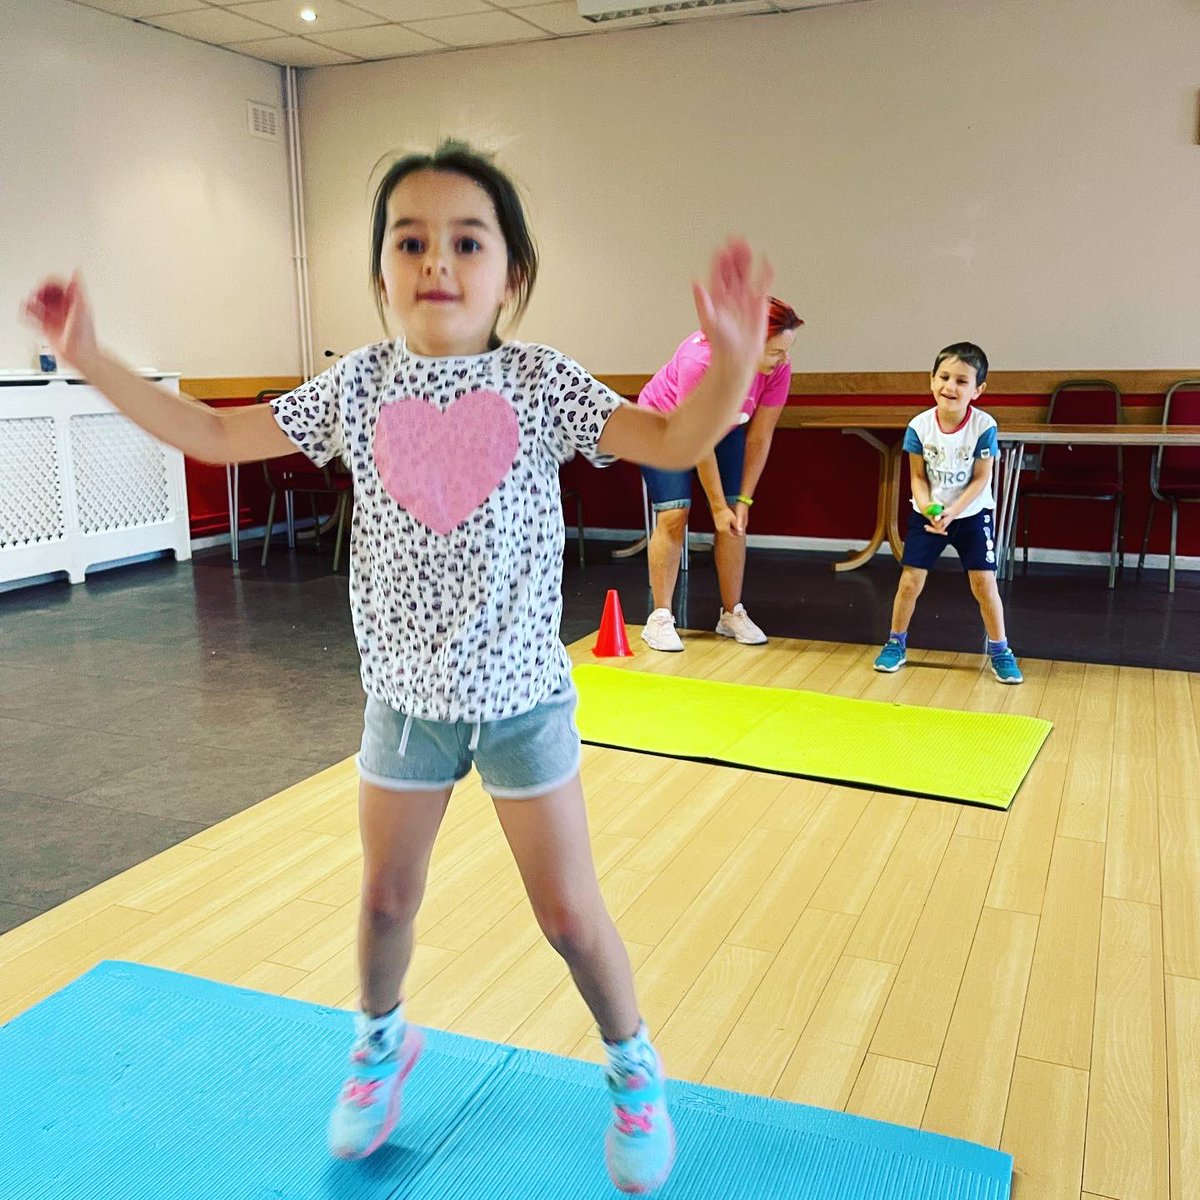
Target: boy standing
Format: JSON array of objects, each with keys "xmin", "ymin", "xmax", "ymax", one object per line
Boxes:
[{"xmin": 873, "ymin": 342, "xmax": 1023, "ymax": 684}]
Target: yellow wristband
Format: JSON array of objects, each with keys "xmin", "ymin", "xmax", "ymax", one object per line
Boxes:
[{"xmin": 735, "ymin": 494, "xmax": 754, "ymax": 506}]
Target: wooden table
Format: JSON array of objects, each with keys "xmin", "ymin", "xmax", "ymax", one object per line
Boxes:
[
  {"xmin": 789, "ymin": 408, "xmax": 922, "ymax": 570},
  {"xmin": 790, "ymin": 410, "xmax": 1200, "ymax": 577},
  {"xmin": 994, "ymin": 423, "xmax": 1200, "ymax": 579}
]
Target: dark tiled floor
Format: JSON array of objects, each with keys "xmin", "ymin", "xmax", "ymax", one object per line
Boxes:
[
  {"xmin": 563, "ymin": 544, "xmax": 1200, "ymax": 671},
  {"xmin": 0, "ymin": 789, "xmax": 203, "ymax": 912},
  {"xmin": 1, "ymin": 539, "xmax": 1196, "ymax": 933}
]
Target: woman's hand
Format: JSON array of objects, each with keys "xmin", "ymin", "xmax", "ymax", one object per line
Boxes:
[
  {"xmin": 692, "ymin": 239, "xmax": 772, "ymax": 374},
  {"xmin": 21, "ymin": 272, "xmax": 97, "ymax": 370},
  {"xmin": 733, "ymin": 501, "xmax": 751, "ymax": 536},
  {"xmin": 712, "ymin": 505, "xmax": 741, "ymax": 537}
]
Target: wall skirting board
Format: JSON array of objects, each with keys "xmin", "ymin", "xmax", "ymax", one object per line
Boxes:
[{"xmin": 564, "ymin": 527, "xmax": 1199, "ymax": 574}]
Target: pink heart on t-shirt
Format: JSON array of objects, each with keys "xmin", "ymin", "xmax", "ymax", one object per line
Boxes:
[{"xmin": 374, "ymin": 390, "xmax": 520, "ymax": 535}]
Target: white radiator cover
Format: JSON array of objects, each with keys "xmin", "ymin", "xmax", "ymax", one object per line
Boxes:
[{"xmin": 0, "ymin": 373, "xmax": 191, "ymax": 587}]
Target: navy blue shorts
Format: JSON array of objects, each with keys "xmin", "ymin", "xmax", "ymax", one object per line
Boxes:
[
  {"xmin": 642, "ymin": 424, "xmax": 745, "ymax": 511},
  {"xmin": 902, "ymin": 508, "xmax": 997, "ymax": 572}
]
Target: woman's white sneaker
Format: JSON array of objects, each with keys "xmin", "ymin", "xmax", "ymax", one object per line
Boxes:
[
  {"xmin": 641, "ymin": 608, "xmax": 684, "ymax": 652},
  {"xmin": 716, "ymin": 604, "xmax": 768, "ymax": 645}
]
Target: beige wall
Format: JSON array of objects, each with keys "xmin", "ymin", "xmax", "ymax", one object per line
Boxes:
[
  {"xmin": 2, "ymin": 0, "xmax": 299, "ymax": 376},
  {"xmin": 298, "ymin": 0, "xmax": 1200, "ymax": 375}
]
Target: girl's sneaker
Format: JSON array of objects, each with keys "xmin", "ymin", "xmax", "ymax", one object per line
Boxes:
[
  {"xmin": 604, "ymin": 1027, "xmax": 676, "ymax": 1195},
  {"xmin": 327, "ymin": 1017, "xmax": 423, "ymax": 1159}
]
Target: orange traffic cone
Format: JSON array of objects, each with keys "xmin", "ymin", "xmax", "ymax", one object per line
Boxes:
[{"xmin": 592, "ymin": 589, "xmax": 633, "ymax": 657}]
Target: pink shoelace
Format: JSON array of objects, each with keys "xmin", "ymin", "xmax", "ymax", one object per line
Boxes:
[
  {"xmin": 342, "ymin": 1079, "xmax": 382, "ymax": 1109},
  {"xmin": 615, "ymin": 1103, "xmax": 655, "ymax": 1136}
]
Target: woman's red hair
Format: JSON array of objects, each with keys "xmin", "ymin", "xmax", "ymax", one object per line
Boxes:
[{"xmin": 767, "ymin": 297, "xmax": 804, "ymax": 339}]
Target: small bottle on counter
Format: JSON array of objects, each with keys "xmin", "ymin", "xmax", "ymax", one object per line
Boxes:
[{"xmin": 37, "ymin": 344, "xmax": 57, "ymax": 373}]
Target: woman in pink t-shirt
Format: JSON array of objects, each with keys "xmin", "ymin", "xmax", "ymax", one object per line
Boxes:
[{"xmin": 638, "ymin": 297, "xmax": 803, "ymax": 652}]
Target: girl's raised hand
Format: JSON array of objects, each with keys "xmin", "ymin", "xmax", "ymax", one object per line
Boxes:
[
  {"xmin": 692, "ymin": 239, "xmax": 773, "ymax": 371},
  {"xmin": 21, "ymin": 272, "xmax": 97, "ymax": 370}
]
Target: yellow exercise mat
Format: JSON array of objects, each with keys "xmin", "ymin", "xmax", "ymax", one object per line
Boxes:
[{"xmin": 573, "ymin": 664, "xmax": 1051, "ymax": 809}]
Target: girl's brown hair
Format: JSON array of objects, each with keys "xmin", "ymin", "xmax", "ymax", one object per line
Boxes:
[{"xmin": 369, "ymin": 139, "xmax": 539, "ymax": 333}]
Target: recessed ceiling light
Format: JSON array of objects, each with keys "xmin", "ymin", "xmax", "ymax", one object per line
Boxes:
[{"xmin": 299, "ymin": 7, "xmax": 317, "ymax": 21}]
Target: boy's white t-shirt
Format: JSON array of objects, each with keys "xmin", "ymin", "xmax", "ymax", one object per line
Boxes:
[
  {"xmin": 902, "ymin": 405, "xmax": 998, "ymax": 518},
  {"xmin": 271, "ymin": 339, "xmax": 625, "ymax": 723}
]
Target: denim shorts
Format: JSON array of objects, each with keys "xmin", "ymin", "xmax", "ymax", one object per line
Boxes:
[
  {"xmin": 356, "ymin": 676, "xmax": 582, "ymax": 799},
  {"xmin": 902, "ymin": 508, "xmax": 997, "ymax": 572},
  {"xmin": 642, "ymin": 423, "xmax": 745, "ymax": 511}
]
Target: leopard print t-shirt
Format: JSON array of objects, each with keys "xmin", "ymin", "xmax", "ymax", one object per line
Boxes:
[{"xmin": 271, "ymin": 339, "xmax": 625, "ymax": 722}]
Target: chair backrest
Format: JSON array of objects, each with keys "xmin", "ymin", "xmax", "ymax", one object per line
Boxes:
[
  {"xmin": 1038, "ymin": 379, "xmax": 1122, "ymax": 479},
  {"xmin": 1158, "ymin": 379, "xmax": 1200, "ymax": 483}
]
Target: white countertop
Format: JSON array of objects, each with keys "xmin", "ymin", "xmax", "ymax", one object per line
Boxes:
[{"xmin": 0, "ymin": 369, "xmax": 179, "ymax": 382}]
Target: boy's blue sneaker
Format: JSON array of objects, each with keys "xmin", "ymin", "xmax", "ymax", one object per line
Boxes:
[
  {"xmin": 328, "ymin": 1020, "xmax": 423, "ymax": 1159},
  {"xmin": 605, "ymin": 1029, "xmax": 675, "ymax": 1195},
  {"xmin": 873, "ymin": 639, "xmax": 907, "ymax": 673},
  {"xmin": 990, "ymin": 649, "xmax": 1024, "ymax": 684}
]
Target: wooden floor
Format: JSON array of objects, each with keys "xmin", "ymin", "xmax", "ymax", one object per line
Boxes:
[{"xmin": 3, "ymin": 630, "xmax": 1198, "ymax": 1200}]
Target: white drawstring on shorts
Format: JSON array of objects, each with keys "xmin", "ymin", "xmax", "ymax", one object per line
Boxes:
[{"xmin": 397, "ymin": 714, "xmax": 480, "ymax": 758}]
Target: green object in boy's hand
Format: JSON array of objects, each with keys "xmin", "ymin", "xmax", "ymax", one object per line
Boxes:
[{"xmin": 924, "ymin": 503, "xmax": 944, "ymax": 518}]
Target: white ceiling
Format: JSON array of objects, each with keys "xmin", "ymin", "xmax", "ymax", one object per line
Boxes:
[{"xmin": 68, "ymin": 0, "xmax": 855, "ymax": 67}]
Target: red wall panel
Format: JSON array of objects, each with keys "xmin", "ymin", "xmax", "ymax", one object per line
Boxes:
[
  {"xmin": 186, "ymin": 390, "xmax": 1197, "ymax": 558},
  {"xmin": 560, "ymin": 393, "xmax": 1197, "ymax": 557}
]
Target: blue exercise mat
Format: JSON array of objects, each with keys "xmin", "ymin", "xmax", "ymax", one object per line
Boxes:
[{"xmin": 0, "ymin": 962, "xmax": 1012, "ymax": 1199}]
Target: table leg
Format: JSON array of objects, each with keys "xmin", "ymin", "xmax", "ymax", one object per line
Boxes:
[
  {"xmin": 611, "ymin": 475, "xmax": 652, "ymax": 560},
  {"xmin": 884, "ymin": 442, "xmax": 905, "ymax": 561},
  {"xmin": 833, "ymin": 429, "xmax": 890, "ymax": 572},
  {"xmin": 1006, "ymin": 444, "xmax": 1026, "ymax": 580},
  {"xmin": 610, "ymin": 536, "xmax": 648, "ymax": 559},
  {"xmin": 994, "ymin": 446, "xmax": 1012, "ymax": 578},
  {"xmin": 995, "ymin": 443, "xmax": 1025, "ymax": 580},
  {"xmin": 989, "ymin": 452, "xmax": 1004, "ymax": 575},
  {"xmin": 225, "ymin": 462, "xmax": 240, "ymax": 563}
]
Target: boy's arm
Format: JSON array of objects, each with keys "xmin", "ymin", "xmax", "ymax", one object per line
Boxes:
[
  {"xmin": 942, "ymin": 456, "xmax": 992, "ymax": 521},
  {"xmin": 908, "ymin": 452, "xmax": 934, "ymax": 512}
]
